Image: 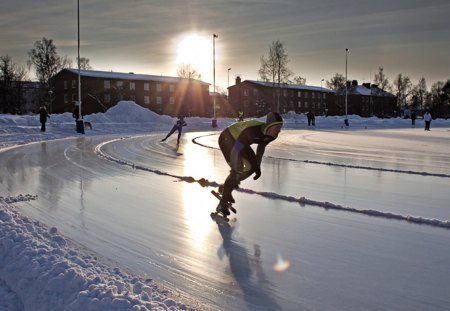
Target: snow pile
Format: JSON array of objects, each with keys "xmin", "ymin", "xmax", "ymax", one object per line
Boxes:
[{"xmin": 0, "ymin": 202, "xmax": 194, "ymax": 311}]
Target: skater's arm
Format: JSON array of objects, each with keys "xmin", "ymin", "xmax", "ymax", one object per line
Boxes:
[{"xmin": 256, "ymin": 143, "xmax": 267, "ymax": 166}]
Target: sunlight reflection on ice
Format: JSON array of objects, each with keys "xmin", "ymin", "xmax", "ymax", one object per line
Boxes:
[{"xmin": 273, "ymin": 254, "xmax": 291, "ymax": 272}]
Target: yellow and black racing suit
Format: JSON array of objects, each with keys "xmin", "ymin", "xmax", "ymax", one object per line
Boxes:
[{"xmin": 218, "ymin": 119, "xmax": 276, "ymax": 203}]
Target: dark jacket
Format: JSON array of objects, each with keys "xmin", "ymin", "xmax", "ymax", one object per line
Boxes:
[{"xmin": 39, "ymin": 107, "xmax": 49, "ymax": 123}]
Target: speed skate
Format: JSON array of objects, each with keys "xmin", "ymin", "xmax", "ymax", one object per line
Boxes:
[{"xmin": 210, "ymin": 190, "xmax": 236, "ymax": 222}]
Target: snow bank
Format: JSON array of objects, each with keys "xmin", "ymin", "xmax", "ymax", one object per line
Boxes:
[{"xmin": 0, "ymin": 202, "xmax": 195, "ymax": 311}]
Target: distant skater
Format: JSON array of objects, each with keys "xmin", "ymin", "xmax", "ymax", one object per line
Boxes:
[
  {"xmin": 161, "ymin": 116, "xmax": 187, "ymax": 144},
  {"xmin": 424, "ymin": 110, "xmax": 432, "ymax": 131},
  {"xmin": 39, "ymin": 106, "xmax": 50, "ymax": 132},
  {"xmin": 411, "ymin": 111, "xmax": 416, "ymax": 127}
]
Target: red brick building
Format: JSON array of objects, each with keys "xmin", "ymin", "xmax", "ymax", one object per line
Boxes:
[
  {"xmin": 334, "ymin": 81, "xmax": 397, "ymax": 117},
  {"xmin": 49, "ymin": 69, "xmax": 210, "ymax": 117},
  {"xmin": 228, "ymin": 77, "xmax": 335, "ymax": 117}
]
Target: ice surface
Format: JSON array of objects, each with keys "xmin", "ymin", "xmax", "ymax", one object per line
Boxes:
[{"xmin": 1, "ymin": 101, "xmax": 450, "ymax": 310}]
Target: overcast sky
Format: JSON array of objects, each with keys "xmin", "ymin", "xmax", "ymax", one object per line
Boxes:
[{"xmin": 1, "ymin": 0, "xmax": 449, "ymax": 90}]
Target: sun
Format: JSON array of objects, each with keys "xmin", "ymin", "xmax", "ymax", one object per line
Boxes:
[{"xmin": 176, "ymin": 33, "xmax": 212, "ymax": 78}]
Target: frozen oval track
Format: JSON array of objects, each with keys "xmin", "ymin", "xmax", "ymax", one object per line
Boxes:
[{"xmin": 1, "ymin": 130, "xmax": 450, "ymax": 310}]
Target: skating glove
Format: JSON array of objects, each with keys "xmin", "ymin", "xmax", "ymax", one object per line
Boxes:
[{"xmin": 253, "ymin": 167, "xmax": 261, "ymax": 180}]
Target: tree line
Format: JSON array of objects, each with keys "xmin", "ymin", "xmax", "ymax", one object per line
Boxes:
[
  {"xmin": 2, "ymin": 37, "xmax": 449, "ymax": 116},
  {"xmin": 0, "ymin": 37, "xmax": 92, "ymax": 113},
  {"xmin": 257, "ymin": 40, "xmax": 450, "ymax": 116}
]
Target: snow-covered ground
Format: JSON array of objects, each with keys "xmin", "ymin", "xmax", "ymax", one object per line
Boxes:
[{"xmin": 1, "ymin": 101, "xmax": 450, "ymax": 310}]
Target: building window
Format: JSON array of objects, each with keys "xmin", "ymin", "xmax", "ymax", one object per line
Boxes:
[
  {"xmin": 323, "ymin": 93, "xmax": 327, "ymax": 99},
  {"xmin": 283, "ymin": 89, "xmax": 287, "ymax": 97},
  {"xmin": 243, "ymin": 89, "xmax": 249, "ymax": 96},
  {"xmin": 144, "ymin": 83, "xmax": 149, "ymax": 91},
  {"xmin": 253, "ymin": 89, "xmax": 258, "ymax": 96},
  {"xmin": 104, "ymin": 94, "xmax": 110, "ymax": 103},
  {"xmin": 169, "ymin": 97, "xmax": 175, "ymax": 105},
  {"xmin": 169, "ymin": 85, "xmax": 175, "ymax": 93},
  {"xmin": 71, "ymin": 94, "xmax": 77, "ymax": 102},
  {"xmin": 312, "ymin": 103, "xmax": 316, "ymax": 108},
  {"xmin": 156, "ymin": 84, "xmax": 162, "ymax": 92},
  {"xmin": 64, "ymin": 94, "xmax": 68, "ymax": 103},
  {"xmin": 144, "ymin": 96, "xmax": 150, "ymax": 104},
  {"xmin": 104, "ymin": 80, "xmax": 110, "ymax": 89},
  {"xmin": 304, "ymin": 92, "xmax": 308, "ymax": 99},
  {"xmin": 297, "ymin": 101, "xmax": 301, "ymax": 108},
  {"xmin": 305, "ymin": 102, "xmax": 308, "ymax": 108},
  {"xmin": 312, "ymin": 93, "xmax": 315, "ymax": 99},
  {"xmin": 117, "ymin": 81, "xmax": 123, "ymax": 89},
  {"xmin": 71, "ymin": 80, "xmax": 76, "ymax": 88},
  {"xmin": 130, "ymin": 82, "xmax": 135, "ymax": 90},
  {"xmin": 298, "ymin": 91, "xmax": 302, "ymax": 97},
  {"xmin": 130, "ymin": 94, "xmax": 136, "ymax": 101},
  {"xmin": 156, "ymin": 96, "xmax": 162, "ymax": 105},
  {"xmin": 64, "ymin": 81, "xmax": 68, "ymax": 89}
]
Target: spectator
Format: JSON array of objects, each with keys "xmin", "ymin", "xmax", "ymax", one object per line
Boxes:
[
  {"xmin": 424, "ymin": 110, "xmax": 432, "ymax": 131},
  {"xmin": 39, "ymin": 106, "xmax": 50, "ymax": 132}
]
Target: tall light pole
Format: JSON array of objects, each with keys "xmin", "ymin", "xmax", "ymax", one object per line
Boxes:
[
  {"xmin": 227, "ymin": 67, "xmax": 231, "ymax": 90},
  {"xmin": 345, "ymin": 48, "xmax": 349, "ymax": 126},
  {"xmin": 212, "ymin": 33, "xmax": 218, "ymax": 127},
  {"xmin": 76, "ymin": 0, "xmax": 84, "ymax": 133}
]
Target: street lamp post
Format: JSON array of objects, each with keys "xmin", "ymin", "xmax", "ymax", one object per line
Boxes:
[
  {"xmin": 76, "ymin": 0, "xmax": 84, "ymax": 134},
  {"xmin": 345, "ymin": 48, "xmax": 349, "ymax": 127},
  {"xmin": 212, "ymin": 33, "xmax": 218, "ymax": 128},
  {"xmin": 227, "ymin": 67, "xmax": 231, "ymax": 92}
]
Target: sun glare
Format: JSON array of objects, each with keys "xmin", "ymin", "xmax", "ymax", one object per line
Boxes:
[{"xmin": 176, "ymin": 33, "xmax": 212, "ymax": 78}]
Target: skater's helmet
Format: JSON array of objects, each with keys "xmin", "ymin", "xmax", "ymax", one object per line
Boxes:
[{"xmin": 263, "ymin": 112, "xmax": 283, "ymax": 135}]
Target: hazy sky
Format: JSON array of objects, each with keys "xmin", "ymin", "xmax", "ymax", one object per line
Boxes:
[{"xmin": 1, "ymin": 0, "xmax": 449, "ymax": 90}]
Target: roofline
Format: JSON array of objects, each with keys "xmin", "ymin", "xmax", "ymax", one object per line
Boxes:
[
  {"xmin": 52, "ymin": 68, "xmax": 210, "ymax": 86},
  {"xmin": 237, "ymin": 79, "xmax": 335, "ymax": 93}
]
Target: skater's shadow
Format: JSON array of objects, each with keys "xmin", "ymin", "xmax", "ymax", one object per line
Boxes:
[{"xmin": 212, "ymin": 218, "xmax": 281, "ymax": 310}]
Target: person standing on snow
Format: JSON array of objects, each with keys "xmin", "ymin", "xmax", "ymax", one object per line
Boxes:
[
  {"xmin": 216, "ymin": 112, "xmax": 283, "ymax": 215},
  {"xmin": 424, "ymin": 110, "xmax": 432, "ymax": 131},
  {"xmin": 39, "ymin": 105, "xmax": 50, "ymax": 132},
  {"xmin": 161, "ymin": 116, "xmax": 187, "ymax": 144},
  {"xmin": 411, "ymin": 110, "xmax": 416, "ymax": 127}
]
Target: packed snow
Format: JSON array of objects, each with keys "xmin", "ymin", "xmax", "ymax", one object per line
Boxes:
[{"xmin": 1, "ymin": 101, "xmax": 450, "ymax": 310}]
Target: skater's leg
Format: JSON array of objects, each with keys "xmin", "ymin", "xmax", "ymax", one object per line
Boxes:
[
  {"xmin": 177, "ymin": 127, "xmax": 182, "ymax": 144},
  {"xmin": 161, "ymin": 126, "xmax": 177, "ymax": 141}
]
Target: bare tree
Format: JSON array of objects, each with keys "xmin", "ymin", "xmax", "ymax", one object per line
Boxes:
[
  {"xmin": 393, "ymin": 73, "xmax": 412, "ymax": 110},
  {"xmin": 0, "ymin": 55, "xmax": 29, "ymax": 113},
  {"xmin": 373, "ymin": 67, "xmax": 391, "ymax": 91},
  {"xmin": 28, "ymin": 37, "xmax": 71, "ymax": 83},
  {"xmin": 176, "ymin": 63, "xmax": 201, "ymax": 80},
  {"xmin": 326, "ymin": 73, "xmax": 346, "ymax": 90},
  {"xmin": 258, "ymin": 40, "xmax": 293, "ymax": 111},
  {"xmin": 416, "ymin": 77, "xmax": 427, "ymax": 111},
  {"xmin": 292, "ymin": 76, "xmax": 306, "ymax": 85},
  {"xmin": 77, "ymin": 57, "xmax": 93, "ymax": 70}
]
